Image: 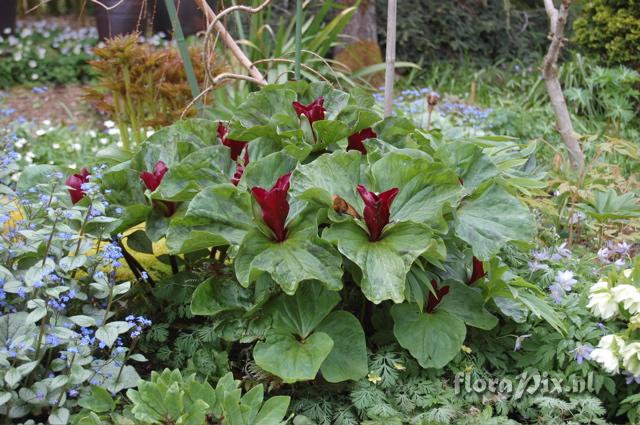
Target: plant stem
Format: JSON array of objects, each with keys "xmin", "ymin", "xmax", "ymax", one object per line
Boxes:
[
  {"xmin": 113, "ymin": 91, "xmax": 131, "ymax": 151},
  {"xmin": 122, "ymin": 67, "xmax": 142, "ymax": 145},
  {"xmin": 42, "ymin": 217, "xmax": 59, "ymax": 267}
]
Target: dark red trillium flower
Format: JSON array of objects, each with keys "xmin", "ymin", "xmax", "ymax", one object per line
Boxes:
[
  {"xmin": 140, "ymin": 161, "xmax": 176, "ymax": 216},
  {"xmin": 231, "ymin": 149, "xmax": 249, "ymax": 186},
  {"xmin": 426, "ymin": 280, "xmax": 450, "ymax": 313},
  {"xmin": 292, "ymin": 96, "xmax": 326, "ymax": 125},
  {"xmin": 357, "ymin": 185, "xmax": 399, "ymax": 242},
  {"xmin": 468, "ymin": 256, "xmax": 486, "ymax": 285},
  {"xmin": 66, "ymin": 167, "xmax": 90, "ymax": 204},
  {"xmin": 251, "ymin": 173, "xmax": 291, "ymax": 242},
  {"xmin": 347, "ymin": 127, "xmax": 377, "ymax": 155},
  {"xmin": 217, "ymin": 122, "xmax": 247, "ymax": 161}
]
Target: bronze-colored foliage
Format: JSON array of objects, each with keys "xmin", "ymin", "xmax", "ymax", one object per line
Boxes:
[{"xmin": 84, "ymin": 33, "xmax": 226, "ymax": 147}]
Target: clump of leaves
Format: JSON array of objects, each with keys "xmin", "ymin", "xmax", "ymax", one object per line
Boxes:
[{"xmin": 125, "ymin": 369, "xmax": 290, "ymax": 425}]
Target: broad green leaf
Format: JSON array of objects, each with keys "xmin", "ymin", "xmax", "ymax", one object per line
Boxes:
[
  {"xmin": 438, "ymin": 281, "xmax": 498, "ymax": 330},
  {"xmin": 391, "ymin": 304, "xmax": 466, "ymax": 369},
  {"xmin": 125, "ymin": 230, "xmax": 153, "ymax": 254},
  {"xmin": 434, "ymin": 142, "xmax": 499, "ymax": 192},
  {"xmin": 78, "ymin": 386, "xmax": 115, "ymax": 413},
  {"xmin": 241, "ymin": 151, "xmax": 299, "ymax": 190},
  {"xmin": 317, "ymin": 311, "xmax": 368, "ymax": 382},
  {"xmin": 235, "ymin": 229, "xmax": 343, "ymax": 294},
  {"xmin": 254, "ymin": 396, "xmax": 291, "ymax": 425},
  {"xmin": 191, "ymin": 276, "xmax": 256, "ymax": 317},
  {"xmin": 153, "ymin": 146, "xmax": 235, "ymax": 201},
  {"xmin": 371, "ymin": 152, "xmax": 463, "ymax": 231},
  {"xmin": 49, "ymin": 407, "xmax": 70, "ymax": 425},
  {"xmin": 95, "ymin": 321, "xmax": 133, "ymax": 348},
  {"xmin": 271, "ymin": 283, "xmax": 340, "ymax": 338},
  {"xmin": 233, "ymin": 87, "xmax": 299, "ymax": 136},
  {"xmin": 313, "ymin": 120, "xmax": 350, "ymax": 147},
  {"xmin": 455, "ymin": 184, "xmax": 535, "ymax": 260},
  {"xmin": 166, "ymin": 184, "xmax": 253, "ymax": 254},
  {"xmin": 253, "ymin": 329, "xmax": 333, "ymax": 383},
  {"xmin": 323, "ymin": 221, "xmax": 434, "ymax": 303},
  {"xmin": 291, "ymin": 150, "xmax": 368, "ymax": 208}
]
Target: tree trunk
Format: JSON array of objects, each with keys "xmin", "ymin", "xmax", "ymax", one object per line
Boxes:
[
  {"xmin": 338, "ymin": 0, "xmax": 378, "ymax": 44},
  {"xmin": 542, "ymin": 0, "xmax": 585, "ymax": 171}
]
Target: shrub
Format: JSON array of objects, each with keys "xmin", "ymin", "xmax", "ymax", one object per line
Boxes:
[{"xmin": 574, "ymin": 0, "xmax": 640, "ymax": 69}]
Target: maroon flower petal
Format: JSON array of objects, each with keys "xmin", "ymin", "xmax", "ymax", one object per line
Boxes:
[
  {"xmin": 66, "ymin": 169, "xmax": 90, "ymax": 204},
  {"xmin": 347, "ymin": 127, "xmax": 376, "ymax": 154},
  {"xmin": 292, "ymin": 97, "xmax": 326, "ymax": 125},
  {"xmin": 357, "ymin": 185, "xmax": 399, "ymax": 241},
  {"xmin": 217, "ymin": 122, "xmax": 247, "ymax": 161},
  {"xmin": 468, "ymin": 256, "xmax": 486, "ymax": 285},
  {"xmin": 426, "ymin": 280, "xmax": 450, "ymax": 313},
  {"xmin": 251, "ymin": 173, "xmax": 291, "ymax": 242},
  {"xmin": 231, "ymin": 149, "xmax": 249, "ymax": 186},
  {"xmin": 140, "ymin": 160, "xmax": 169, "ymax": 192}
]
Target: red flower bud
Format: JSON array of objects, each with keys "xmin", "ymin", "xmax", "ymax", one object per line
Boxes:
[
  {"xmin": 217, "ymin": 122, "xmax": 247, "ymax": 161},
  {"xmin": 251, "ymin": 173, "xmax": 291, "ymax": 242},
  {"xmin": 140, "ymin": 161, "xmax": 175, "ymax": 216},
  {"xmin": 347, "ymin": 127, "xmax": 376, "ymax": 154},
  {"xmin": 468, "ymin": 256, "xmax": 486, "ymax": 285},
  {"xmin": 292, "ymin": 97, "xmax": 326, "ymax": 125},
  {"xmin": 66, "ymin": 167, "xmax": 90, "ymax": 204},
  {"xmin": 426, "ymin": 280, "xmax": 450, "ymax": 313},
  {"xmin": 357, "ymin": 185, "xmax": 399, "ymax": 242}
]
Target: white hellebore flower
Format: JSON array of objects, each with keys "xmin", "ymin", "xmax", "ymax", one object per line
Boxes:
[
  {"xmin": 611, "ymin": 284, "xmax": 640, "ymax": 314},
  {"xmin": 590, "ymin": 335, "xmax": 626, "ymax": 374},
  {"xmin": 622, "ymin": 342, "xmax": 640, "ymax": 377},
  {"xmin": 587, "ymin": 280, "xmax": 619, "ymax": 319}
]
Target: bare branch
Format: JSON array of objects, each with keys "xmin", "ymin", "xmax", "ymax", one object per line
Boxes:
[
  {"xmin": 543, "ymin": 0, "xmax": 558, "ymax": 33},
  {"xmin": 542, "ymin": 0, "xmax": 584, "ymax": 171},
  {"xmin": 194, "ymin": 0, "xmax": 267, "ymax": 85}
]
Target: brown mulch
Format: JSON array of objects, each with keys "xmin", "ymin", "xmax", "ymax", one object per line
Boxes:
[{"xmin": 0, "ymin": 84, "xmax": 101, "ymax": 127}]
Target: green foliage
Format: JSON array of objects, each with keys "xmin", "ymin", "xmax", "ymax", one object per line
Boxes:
[
  {"xmin": 0, "ymin": 21, "xmax": 96, "ymax": 88},
  {"xmin": 376, "ymin": 0, "xmax": 551, "ymax": 65},
  {"xmin": 99, "ymin": 81, "xmax": 563, "ymax": 388},
  {"xmin": 126, "ymin": 369, "xmax": 290, "ymax": 425},
  {"xmin": 0, "ymin": 167, "xmax": 147, "ymax": 424},
  {"xmin": 574, "ymin": 0, "xmax": 640, "ymax": 69}
]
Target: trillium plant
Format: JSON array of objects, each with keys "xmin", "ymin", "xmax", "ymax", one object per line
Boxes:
[{"xmin": 96, "ymin": 82, "xmax": 562, "ymax": 384}]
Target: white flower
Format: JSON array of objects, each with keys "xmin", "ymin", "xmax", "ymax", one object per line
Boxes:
[
  {"xmin": 555, "ymin": 270, "xmax": 577, "ymax": 291},
  {"xmin": 590, "ymin": 348, "xmax": 620, "ymax": 374},
  {"xmin": 28, "ymin": 60, "xmax": 37, "ymax": 68},
  {"xmin": 52, "ymin": 143, "xmax": 60, "ymax": 149},
  {"xmin": 587, "ymin": 280, "xmax": 619, "ymax": 319},
  {"xmin": 3, "ymin": 27, "xmax": 11, "ymax": 35},
  {"xmin": 529, "ymin": 261, "xmax": 549, "ymax": 272},
  {"xmin": 622, "ymin": 342, "xmax": 640, "ymax": 377},
  {"xmin": 35, "ymin": 129, "xmax": 46, "ymax": 136},
  {"xmin": 31, "ymin": 73, "xmax": 38, "ymax": 80},
  {"xmin": 623, "ymin": 269, "xmax": 633, "ymax": 279},
  {"xmin": 103, "ymin": 120, "xmax": 115, "ymax": 128},
  {"xmin": 72, "ymin": 143, "xmax": 82, "ymax": 151},
  {"xmin": 13, "ymin": 52, "xmax": 22, "ymax": 62},
  {"xmin": 107, "ymin": 128, "xmax": 119, "ymax": 136},
  {"xmin": 15, "ymin": 138, "xmax": 26, "ymax": 149},
  {"xmin": 42, "ymin": 119, "xmax": 51, "ymax": 126},
  {"xmin": 590, "ymin": 335, "xmax": 626, "ymax": 374},
  {"xmin": 99, "ymin": 137, "xmax": 109, "ymax": 145},
  {"xmin": 597, "ymin": 247, "xmax": 610, "ymax": 263},
  {"xmin": 88, "ymin": 130, "xmax": 97, "ymax": 138},
  {"xmin": 611, "ymin": 284, "xmax": 640, "ymax": 314}
]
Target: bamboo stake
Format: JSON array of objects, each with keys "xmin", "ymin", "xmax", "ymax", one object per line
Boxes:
[
  {"xmin": 294, "ymin": 0, "xmax": 303, "ymax": 80},
  {"xmin": 383, "ymin": 0, "xmax": 397, "ymax": 117}
]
